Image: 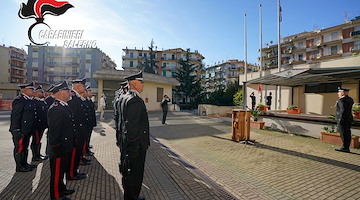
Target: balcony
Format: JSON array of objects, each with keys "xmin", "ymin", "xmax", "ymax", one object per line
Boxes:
[{"xmin": 351, "ymin": 30, "xmax": 360, "ymax": 37}]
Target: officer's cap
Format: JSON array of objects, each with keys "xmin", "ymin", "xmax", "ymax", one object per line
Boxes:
[
  {"xmin": 119, "ymin": 81, "xmax": 128, "ymax": 87},
  {"xmin": 52, "ymin": 81, "xmax": 71, "ymax": 94},
  {"xmin": 18, "ymin": 82, "xmax": 35, "ymax": 89},
  {"xmin": 46, "ymin": 85, "xmax": 55, "ymax": 93},
  {"xmin": 338, "ymin": 87, "xmax": 350, "ymax": 92},
  {"xmin": 124, "ymin": 71, "xmax": 143, "ymax": 82},
  {"xmin": 86, "ymin": 85, "xmax": 91, "ymax": 90},
  {"xmin": 71, "ymin": 78, "xmax": 86, "ymax": 85},
  {"xmin": 35, "ymin": 85, "xmax": 44, "ymax": 92}
]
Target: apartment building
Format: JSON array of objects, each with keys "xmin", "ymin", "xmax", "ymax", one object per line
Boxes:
[
  {"xmin": 242, "ymin": 16, "xmax": 360, "ymax": 116},
  {"xmin": 261, "ymin": 16, "xmax": 360, "ymax": 69},
  {"xmin": 122, "ymin": 47, "xmax": 204, "ymax": 77},
  {"xmin": 26, "ymin": 45, "xmax": 116, "ymax": 88},
  {"xmin": 0, "ymin": 45, "xmax": 27, "ymax": 103},
  {"xmin": 204, "ymin": 59, "xmax": 259, "ymax": 94}
]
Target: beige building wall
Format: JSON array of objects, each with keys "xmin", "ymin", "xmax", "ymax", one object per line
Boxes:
[
  {"xmin": 141, "ymin": 82, "xmax": 173, "ymax": 111},
  {"xmin": 0, "ymin": 46, "xmax": 10, "ymax": 83}
]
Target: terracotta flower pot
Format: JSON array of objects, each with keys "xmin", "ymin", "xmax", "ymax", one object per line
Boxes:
[
  {"xmin": 250, "ymin": 121, "xmax": 265, "ymax": 129},
  {"xmin": 320, "ymin": 132, "xmax": 360, "ymax": 148},
  {"xmin": 257, "ymin": 106, "xmax": 267, "ymax": 112},
  {"xmin": 287, "ymin": 108, "xmax": 301, "ymax": 114},
  {"xmin": 353, "ymin": 111, "xmax": 360, "ymax": 119}
]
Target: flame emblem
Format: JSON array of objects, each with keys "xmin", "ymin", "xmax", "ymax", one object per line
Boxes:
[{"xmin": 18, "ymin": 0, "xmax": 74, "ymax": 45}]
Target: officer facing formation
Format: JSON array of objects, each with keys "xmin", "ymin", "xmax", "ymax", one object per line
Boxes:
[
  {"xmin": 32, "ymin": 85, "xmax": 49, "ymax": 161},
  {"xmin": 9, "ymin": 82, "xmax": 38, "ymax": 172},
  {"xmin": 48, "ymin": 81, "xmax": 76, "ymax": 200},
  {"xmin": 120, "ymin": 71, "xmax": 149, "ymax": 200},
  {"xmin": 335, "ymin": 87, "xmax": 354, "ymax": 153},
  {"xmin": 67, "ymin": 78, "xmax": 89, "ymax": 180}
]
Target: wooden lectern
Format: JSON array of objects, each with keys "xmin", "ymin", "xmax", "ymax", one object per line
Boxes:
[{"xmin": 231, "ymin": 109, "xmax": 251, "ymax": 142}]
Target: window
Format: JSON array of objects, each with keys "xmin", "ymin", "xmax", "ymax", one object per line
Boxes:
[
  {"xmin": 33, "ymin": 48, "xmax": 38, "ymax": 52},
  {"xmin": 297, "ymin": 41, "xmax": 304, "ymax": 49},
  {"xmin": 157, "ymin": 87, "xmax": 164, "ymax": 102},
  {"xmin": 331, "ymin": 32, "xmax": 338, "ymax": 41},
  {"xmin": 162, "ymin": 63, "xmax": 166, "ymax": 68},
  {"xmin": 163, "ymin": 54, "xmax": 167, "ymax": 59},
  {"xmin": 130, "ymin": 52, "xmax": 134, "ymax": 58},
  {"xmin": 298, "ymin": 54, "xmax": 303, "ymax": 61},
  {"xmin": 305, "ymin": 82, "xmax": 341, "ymax": 93},
  {"xmin": 162, "ymin": 71, "xmax": 166, "ymax": 76},
  {"xmin": 331, "ymin": 46, "xmax": 338, "ymax": 55},
  {"xmin": 354, "ymin": 41, "xmax": 360, "ymax": 50},
  {"xmin": 171, "ymin": 54, "xmax": 175, "ymax": 60},
  {"xmin": 130, "ymin": 61, "xmax": 133, "ymax": 67},
  {"xmin": 86, "ymin": 60, "xmax": 91, "ymax": 63},
  {"xmin": 171, "ymin": 72, "xmax": 175, "ymax": 77},
  {"xmin": 144, "ymin": 53, "xmax": 147, "ymax": 58},
  {"xmin": 139, "ymin": 52, "xmax": 142, "ymax": 57},
  {"xmin": 314, "ymin": 37, "xmax": 320, "ymax": 46},
  {"xmin": 231, "ymin": 64, "xmax": 236, "ymax": 69}
]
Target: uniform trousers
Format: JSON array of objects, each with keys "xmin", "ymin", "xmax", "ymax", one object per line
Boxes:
[
  {"xmin": 50, "ymin": 153, "xmax": 70, "ymax": 199},
  {"xmin": 122, "ymin": 148, "xmax": 147, "ymax": 200},
  {"xmin": 338, "ymin": 122, "xmax": 352, "ymax": 149}
]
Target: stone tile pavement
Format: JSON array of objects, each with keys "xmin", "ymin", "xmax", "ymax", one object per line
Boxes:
[{"xmin": 1, "ymin": 110, "xmax": 359, "ymax": 200}]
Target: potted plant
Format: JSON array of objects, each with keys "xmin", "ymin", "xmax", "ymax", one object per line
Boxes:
[
  {"xmin": 320, "ymin": 124, "xmax": 360, "ymax": 148},
  {"xmin": 250, "ymin": 108, "xmax": 265, "ymax": 129},
  {"xmin": 256, "ymin": 103, "xmax": 267, "ymax": 112},
  {"xmin": 352, "ymin": 103, "xmax": 360, "ymax": 119},
  {"xmin": 287, "ymin": 105, "xmax": 301, "ymax": 114}
]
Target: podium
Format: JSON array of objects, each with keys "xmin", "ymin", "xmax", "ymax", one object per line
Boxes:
[{"xmin": 231, "ymin": 109, "xmax": 252, "ymax": 143}]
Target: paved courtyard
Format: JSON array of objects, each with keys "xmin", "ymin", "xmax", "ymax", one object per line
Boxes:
[{"xmin": 0, "ymin": 110, "xmax": 359, "ymax": 199}]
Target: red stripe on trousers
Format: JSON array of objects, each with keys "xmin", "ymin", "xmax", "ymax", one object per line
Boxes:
[
  {"xmin": 35, "ymin": 130, "xmax": 40, "ymax": 144},
  {"xmin": 18, "ymin": 138, "xmax": 24, "ymax": 153},
  {"xmin": 54, "ymin": 157, "xmax": 61, "ymax": 199},
  {"xmin": 69, "ymin": 147, "xmax": 76, "ymax": 178},
  {"xmin": 82, "ymin": 140, "xmax": 87, "ymax": 154}
]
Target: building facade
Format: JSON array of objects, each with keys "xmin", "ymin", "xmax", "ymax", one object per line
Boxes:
[
  {"xmin": 26, "ymin": 45, "xmax": 116, "ymax": 88},
  {"xmin": 261, "ymin": 17, "xmax": 360, "ymax": 70},
  {"xmin": 242, "ymin": 16, "xmax": 360, "ymax": 116},
  {"xmin": 0, "ymin": 45, "xmax": 27, "ymax": 103},
  {"xmin": 204, "ymin": 59, "xmax": 258, "ymax": 94},
  {"xmin": 122, "ymin": 47, "xmax": 204, "ymax": 77}
]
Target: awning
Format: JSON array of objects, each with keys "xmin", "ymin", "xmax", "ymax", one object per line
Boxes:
[{"xmin": 247, "ymin": 67, "xmax": 360, "ymax": 87}]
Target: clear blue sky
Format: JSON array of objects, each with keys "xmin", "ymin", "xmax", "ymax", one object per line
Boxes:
[{"xmin": 1, "ymin": 0, "xmax": 360, "ymax": 69}]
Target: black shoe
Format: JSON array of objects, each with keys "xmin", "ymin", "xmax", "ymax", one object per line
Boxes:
[
  {"xmin": 67, "ymin": 175, "xmax": 85, "ymax": 181},
  {"xmin": 335, "ymin": 147, "xmax": 350, "ymax": 153},
  {"xmin": 26, "ymin": 163, "xmax": 37, "ymax": 169},
  {"xmin": 85, "ymin": 151, "xmax": 94, "ymax": 156},
  {"xmin": 138, "ymin": 196, "xmax": 145, "ymax": 200},
  {"xmin": 79, "ymin": 161, "xmax": 91, "ymax": 165},
  {"xmin": 63, "ymin": 189, "xmax": 75, "ymax": 195},
  {"xmin": 81, "ymin": 157, "xmax": 91, "ymax": 162},
  {"xmin": 32, "ymin": 156, "xmax": 42, "ymax": 162},
  {"xmin": 40, "ymin": 155, "xmax": 49, "ymax": 160},
  {"xmin": 16, "ymin": 166, "xmax": 32, "ymax": 172}
]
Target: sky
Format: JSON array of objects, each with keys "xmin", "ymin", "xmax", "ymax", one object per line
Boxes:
[{"xmin": 1, "ymin": 0, "xmax": 360, "ymax": 69}]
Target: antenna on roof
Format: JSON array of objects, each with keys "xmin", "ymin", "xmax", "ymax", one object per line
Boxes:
[{"xmin": 344, "ymin": 11, "xmax": 349, "ymax": 23}]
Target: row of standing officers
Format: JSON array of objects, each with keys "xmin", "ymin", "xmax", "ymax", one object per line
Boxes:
[{"xmin": 9, "ymin": 78, "xmax": 96, "ymax": 200}]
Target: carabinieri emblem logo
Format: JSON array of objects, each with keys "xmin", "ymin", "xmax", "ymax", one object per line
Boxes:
[{"xmin": 18, "ymin": 0, "xmax": 74, "ymax": 45}]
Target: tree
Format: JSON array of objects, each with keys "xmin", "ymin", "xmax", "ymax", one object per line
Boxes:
[
  {"xmin": 174, "ymin": 48, "xmax": 203, "ymax": 104},
  {"xmin": 143, "ymin": 39, "xmax": 158, "ymax": 74}
]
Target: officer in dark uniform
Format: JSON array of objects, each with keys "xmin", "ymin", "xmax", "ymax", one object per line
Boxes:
[
  {"xmin": 116, "ymin": 81, "xmax": 129, "ymax": 149},
  {"xmin": 48, "ymin": 81, "xmax": 75, "ymax": 200},
  {"xmin": 335, "ymin": 87, "xmax": 354, "ymax": 153},
  {"xmin": 45, "ymin": 85, "xmax": 56, "ymax": 106},
  {"xmin": 120, "ymin": 71, "xmax": 149, "ymax": 200},
  {"xmin": 67, "ymin": 78, "xmax": 89, "ymax": 180},
  {"xmin": 32, "ymin": 85, "xmax": 49, "ymax": 161},
  {"xmin": 44, "ymin": 84, "xmax": 55, "ymax": 156},
  {"xmin": 84, "ymin": 85, "xmax": 96, "ymax": 156},
  {"xmin": 9, "ymin": 82, "xmax": 37, "ymax": 172}
]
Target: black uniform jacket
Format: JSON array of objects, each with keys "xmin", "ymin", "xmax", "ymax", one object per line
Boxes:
[
  {"xmin": 122, "ymin": 90, "xmax": 150, "ymax": 151},
  {"xmin": 336, "ymin": 95, "xmax": 354, "ymax": 124},
  {"xmin": 87, "ymin": 98, "xmax": 97, "ymax": 128},
  {"xmin": 9, "ymin": 94, "xmax": 37, "ymax": 135},
  {"xmin": 68, "ymin": 92, "xmax": 89, "ymax": 136},
  {"xmin": 48, "ymin": 99, "xmax": 75, "ymax": 156},
  {"xmin": 34, "ymin": 98, "xmax": 48, "ymax": 131}
]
